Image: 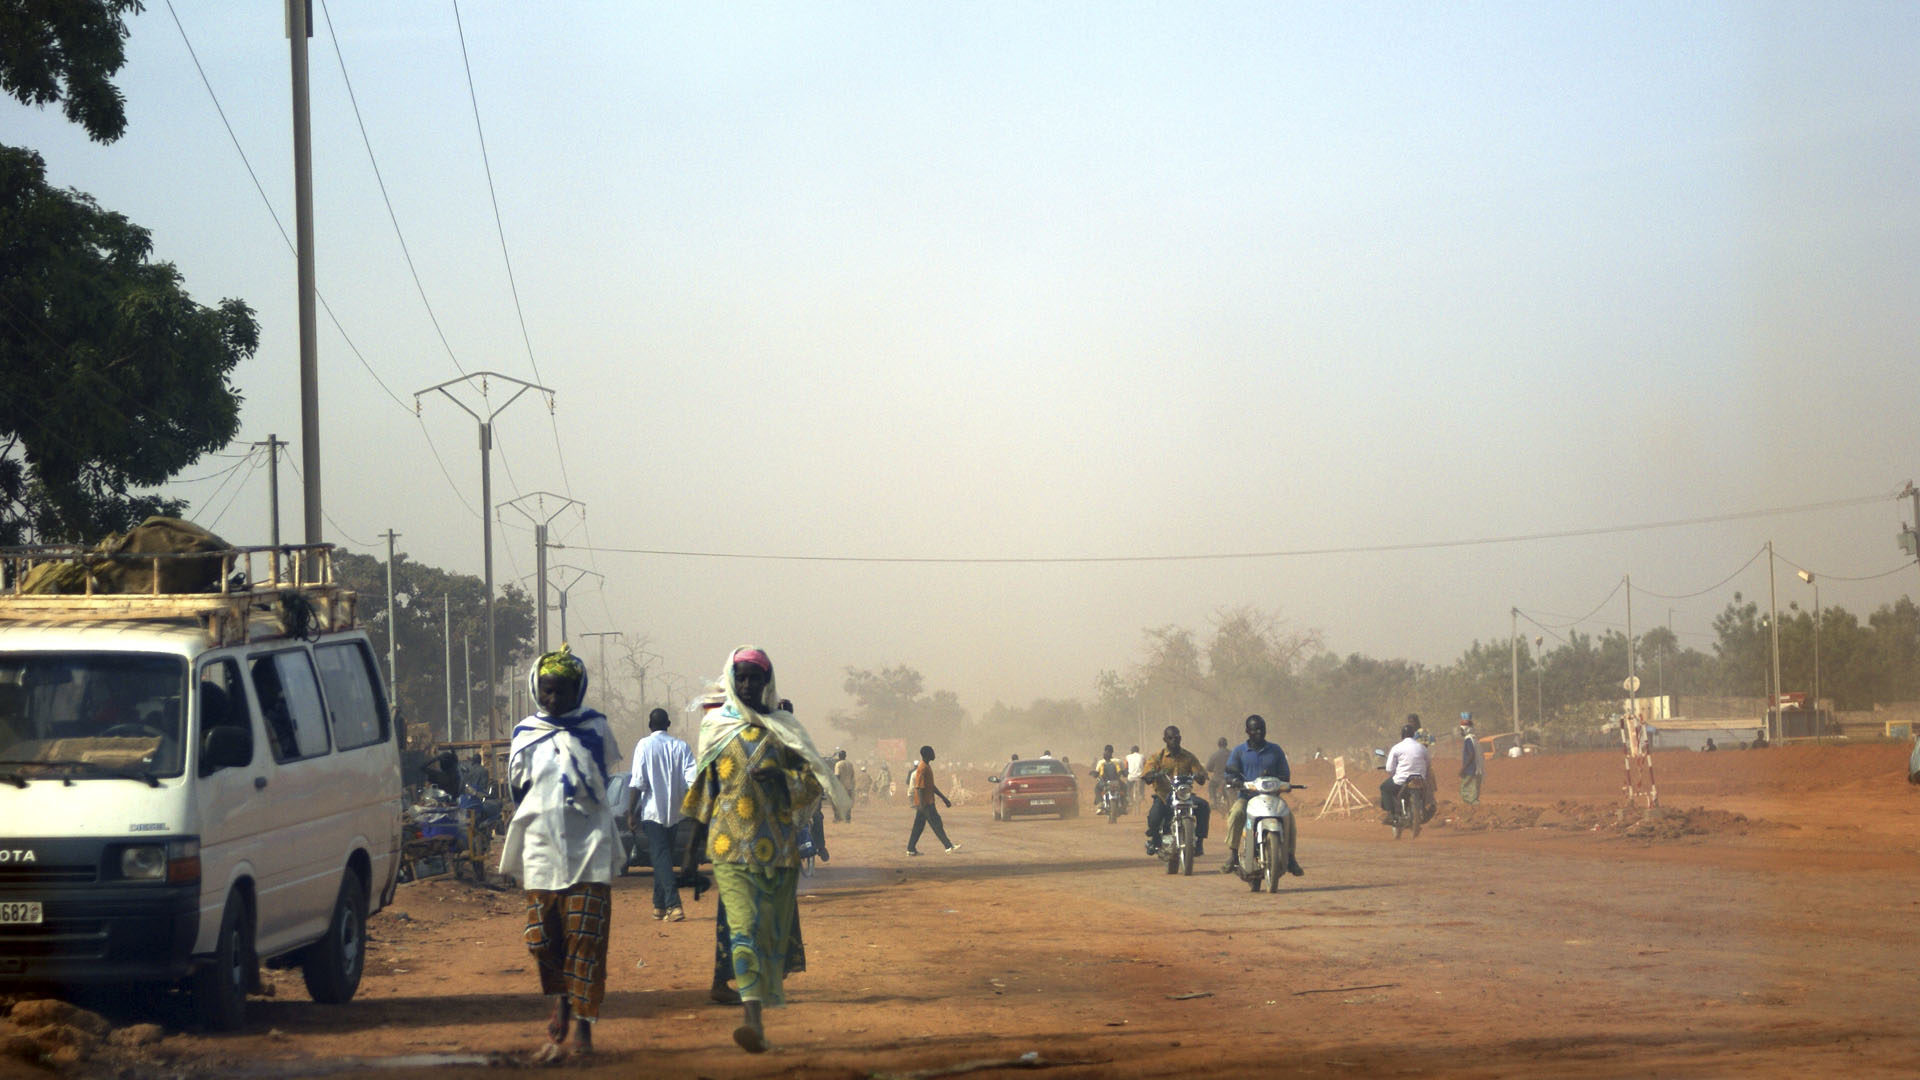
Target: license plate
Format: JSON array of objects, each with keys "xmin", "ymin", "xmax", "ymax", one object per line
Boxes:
[
  {"xmin": 1030, "ymin": 799, "xmax": 1055, "ymax": 806},
  {"xmin": 0, "ymin": 902, "xmax": 41, "ymax": 925}
]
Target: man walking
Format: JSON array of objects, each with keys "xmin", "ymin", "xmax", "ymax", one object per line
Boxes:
[
  {"xmin": 1124, "ymin": 744, "xmax": 1146, "ymax": 806},
  {"xmin": 629, "ymin": 707, "xmax": 695, "ymax": 922},
  {"xmin": 1458, "ymin": 713, "xmax": 1485, "ymax": 805},
  {"xmin": 907, "ymin": 744, "xmax": 959, "ymax": 855},
  {"xmin": 831, "ymin": 750, "xmax": 856, "ymax": 822}
]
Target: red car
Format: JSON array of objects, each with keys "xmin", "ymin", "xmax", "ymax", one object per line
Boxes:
[{"xmin": 989, "ymin": 758, "xmax": 1080, "ymax": 820}]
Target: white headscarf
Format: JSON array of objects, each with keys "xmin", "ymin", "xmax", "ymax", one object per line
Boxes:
[{"xmin": 693, "ymin": 646, "xmax": 851, "ymax": 820}]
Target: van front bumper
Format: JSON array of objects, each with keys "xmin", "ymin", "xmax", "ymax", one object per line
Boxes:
[{"xmin": 0, "ymin": 882, "xmax": 200, "ymax": 984}]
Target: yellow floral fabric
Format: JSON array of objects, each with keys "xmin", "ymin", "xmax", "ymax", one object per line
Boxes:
[{"xmin": 682, "ymin": 723, "xmax": 822, "ymax": 868}]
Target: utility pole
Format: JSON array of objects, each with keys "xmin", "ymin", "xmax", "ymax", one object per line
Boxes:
[
  {"xmin": 415, "ymin": 372, "xmax": 554, "ymax": 741},
  {"xmin": 1904, "ymin": 481, "xmax": 1920, "ymax": 596},
  {"xmin": 380, "ymin": 530, "xmax": 401, "ymax": 690},
  {"xmin": 286, "ymin": 0, "xmax": 321, "ymax": 545},
  {"xmin": 253, "ymin": 435, "xmax": 285, "ymax": 549},
  {"xmin": 579, "ymin": 631, "xmax": 623, "ymax": 703},
  {"xmin": 442, "ymin": 594, "xmax": 453, "ymax": 744},
  {"xmin": 539, "ymin": 566, "xmax": 602, "ymax": 646},
  {"xmin": 462, "ymin": 635, "xmax": 473, "ymax": 741},
  {"xmin": 1509, "ymin": 608, "xmax": 1519, "ymax": 735},
  {"xmin": 500, "ymin": 492, "xmax": 583, "ymax": 656},
  {"xmin": 1767, "ymin": 541, "xmax": 1782, "ymax": 743}
]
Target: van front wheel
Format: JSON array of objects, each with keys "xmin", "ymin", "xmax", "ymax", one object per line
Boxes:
[
  {"xmin": 192, "ymin": 893, "xmax": 251, "ymax": 1031},
  {"xmin": 301, "ymin": 870, "xmax": 367, "ymax": 1004}
]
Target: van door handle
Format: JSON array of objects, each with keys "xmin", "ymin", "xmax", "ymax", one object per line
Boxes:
[{"xmin": 253, "ymin": 776, "xmax": 268, "ymax": 790}]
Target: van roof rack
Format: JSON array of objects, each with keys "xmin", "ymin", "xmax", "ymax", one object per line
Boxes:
[{"xmin": 0, "ymin": 543, "xmax": 358, "ymax": 646}]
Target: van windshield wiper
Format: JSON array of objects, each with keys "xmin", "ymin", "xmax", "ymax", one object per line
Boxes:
[{"xmin": 2, "ymin": 758, "xmax": 161, "ymax": 787}]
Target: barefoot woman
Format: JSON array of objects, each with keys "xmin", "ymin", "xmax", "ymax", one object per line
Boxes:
[{"xmin": 498, "ymin": 645, "xmax": 621, "ymax": 1059}]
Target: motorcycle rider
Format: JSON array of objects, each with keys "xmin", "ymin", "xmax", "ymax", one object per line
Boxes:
[
  {"xmin": 1379, "ymin": 715, "xmax": 1436, "ymax": 823},
  {"xmin": 1221, "ymin": 714, "xmax": 1304, "ymax": 877},
  {"xmin": 1140, "ymin": 725, "xmax": 1211, "ymax": 858},
  {"xmin": 1090, "ymin": 744, "xmax": 1130, "ymax": 815}
]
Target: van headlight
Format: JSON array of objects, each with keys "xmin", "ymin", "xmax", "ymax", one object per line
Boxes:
[
  {"xmin": 120, "ymin": 845, "xmax": 167, "ymax": 880},
  {"xmin": 115, "ymin": 839, "xmax": 199, "ymax": 883}
]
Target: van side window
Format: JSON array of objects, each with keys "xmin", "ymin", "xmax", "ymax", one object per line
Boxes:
[
  {"xmin": 196, "ymin": 658, "xmax": 255, "ymax": 776},
  {"xmin": 315, "ymin": 641, "xmax": 389, "ymax": 751},
  {"xmin": 252, "ymin": 650, "xmax": 330, "ymax": 762}
]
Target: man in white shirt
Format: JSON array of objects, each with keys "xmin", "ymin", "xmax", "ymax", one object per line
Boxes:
[
  {"xmin": 1124, "ymin": 744, "xmax": 1146, "ymax": 805},
  {"xmin": 628, "ymin": 707, "xmax": 696, "ymax": 921},
  {"xmin": 1379, "ymin": 716, "xmax": 1434, "ymax": 823}
]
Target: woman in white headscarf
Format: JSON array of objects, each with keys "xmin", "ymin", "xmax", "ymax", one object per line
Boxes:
[
  {"xmin": 497, "ymin": 645, "xmax": 620, "ymax": 1060},
  {"xmin": 682, "ymin": 646, "xmax": 849, "ymax": 1053}
]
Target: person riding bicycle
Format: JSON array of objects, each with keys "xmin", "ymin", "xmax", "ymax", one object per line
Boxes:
[
  {"xmin": 1380, "ymin": 715, "xmax": 1435, "ymax": 824},
  {"xmin": 1140, "ymin": 725, "xmax": 1211, "ymax": 858},
  {"xmin": 1090, "ymin": 744, "xmax": 1130, "ymax": 815},
  {"xmin": 1221, "ymin": 714, "xmax": 1304, "ymax": 877}
]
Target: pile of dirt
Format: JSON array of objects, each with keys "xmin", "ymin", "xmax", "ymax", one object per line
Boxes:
[
  {"xmin": 0, "ymin": 996, "xmax": 168, "ymax": 1072},
  {"xmin": 1434, "ymin": 800, "xmax": 1791, "ymax": 840}
]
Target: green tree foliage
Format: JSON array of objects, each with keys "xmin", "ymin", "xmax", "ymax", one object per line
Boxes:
[
  {"xmin": 835, "ymin": 664, "xmax": 965, "ymax": 745},
  {"xmin": 0, "ymin": 0, "xmax": 141, "ymax": 143},
  {"xmin": 332, "ymin": 551, "xmax": 534, "ymax": 741},
  {"xmin": 1, "ymin": 3, "xmax": 256, "ymax": 544}
]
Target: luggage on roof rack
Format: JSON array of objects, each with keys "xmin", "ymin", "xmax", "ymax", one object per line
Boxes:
[{"xmin": 0, "ymin": 525, "xmax": 356, "ymax": 646}]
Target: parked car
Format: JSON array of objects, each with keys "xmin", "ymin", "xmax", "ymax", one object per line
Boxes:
[{"xmin": 989, "ymin": 758, "xmax": 1080, "ymax": 820}]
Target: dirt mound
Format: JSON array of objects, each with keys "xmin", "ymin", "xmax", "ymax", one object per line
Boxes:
[
  {"xmin": 1435, "ymin": 800, "xmax": 1790, "ymax": 840},
  {"xmin": 0, "ymin": 996, "xmax": 177, "ymax": 1073}
]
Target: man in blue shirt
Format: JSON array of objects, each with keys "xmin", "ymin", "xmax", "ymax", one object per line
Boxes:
[
  {"xmin": 1221, "ymin": 714, "xmax": 1304, "ymax": 877},
  {"xmin": 627, "ymin": 707, "xmax": 696, "ymax": 921}
]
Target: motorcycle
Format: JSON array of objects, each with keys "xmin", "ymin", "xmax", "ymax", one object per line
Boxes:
[
  {"xmin": 1153, "ymin": 773, "xmax": 1201, "ymax": 876},
  {"xmin": 1386, "ymin": 774, "xmax": 1427, "ymax": 840},
  {"xmin": 1096, "ymin": 778, "xmax": 1129, "ymax": 823},
  {"xmin": 1228, "ymin": 776, "xmax": 1306, "ymax": 893}
]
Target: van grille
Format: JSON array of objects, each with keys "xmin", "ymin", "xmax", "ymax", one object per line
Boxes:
[{"xmin": 0, "ymin": 865, "xmax": 98, "ymax": 885}]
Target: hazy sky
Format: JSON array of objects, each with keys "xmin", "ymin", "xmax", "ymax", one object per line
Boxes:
[{"xmin": 7, "ymin": 2, "xmax": 1917, "ymax": 728}]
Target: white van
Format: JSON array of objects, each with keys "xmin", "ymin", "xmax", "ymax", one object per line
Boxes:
[{"xmin": 0, "ymin": 544, "xmax": 401, "ymax": 1028}]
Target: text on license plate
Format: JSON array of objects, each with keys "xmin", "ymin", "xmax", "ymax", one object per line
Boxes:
[
  {"xmin": 0, "ymin": 901, "xmax": 42, "ymax": 925},
  {"xmin": 1030, "ymin": 799, "xmax": 1055, "ymax": 806}
]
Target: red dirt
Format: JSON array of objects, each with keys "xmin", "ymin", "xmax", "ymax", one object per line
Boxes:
[{"xmin": 5, "ymin": 740, "xmax": 1918, "ymax": 1079}]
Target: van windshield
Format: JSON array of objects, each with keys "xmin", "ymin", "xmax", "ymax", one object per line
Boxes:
[{"xmin": 0, "ymin": 652, "xmax": 189, "ymax": 780}]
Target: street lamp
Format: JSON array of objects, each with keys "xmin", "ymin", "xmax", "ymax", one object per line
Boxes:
[{"xmin": 1797, "ymin": 570, "xmax": 1820, "ymax": 721}]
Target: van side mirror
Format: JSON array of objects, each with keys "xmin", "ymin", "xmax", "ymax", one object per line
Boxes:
[{"xmin": 201, "ymin": 726, "xmax": 252, "ymax": 772}]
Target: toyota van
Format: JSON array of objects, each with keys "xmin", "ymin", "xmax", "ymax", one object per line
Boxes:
[{"xmin": 0, "ymin": 544, "xmax": 402, "ymax": 1028}]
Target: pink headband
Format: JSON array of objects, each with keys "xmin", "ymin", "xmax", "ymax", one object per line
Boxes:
[{"xmin": 731, "ymin": 648, "xmax": 771, "ymax": 672}]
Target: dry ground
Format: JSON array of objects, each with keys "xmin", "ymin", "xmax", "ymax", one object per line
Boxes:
[{"xmin": 5, "ymin": 741, "xmax": 1918, "ymax": 1079}]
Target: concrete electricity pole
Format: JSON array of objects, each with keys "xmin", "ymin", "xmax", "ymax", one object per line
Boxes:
[
  {"xmin": 414, "ymin": 372, "xmax": 554, "ymax": 741},
  {"xmin": 500, "ymin": 492, "xmax": 583, "ymax": 656},
  {"xmin": 253, "ymin": 435, "xmax": 285, "ymax": 549},
  {"xmin": 287, "ymin": 0, "xmax": 322, "ymax": 545},
  {"xmin": 380, "ymin": 529, "xmax": 401, "ymax": 690}
]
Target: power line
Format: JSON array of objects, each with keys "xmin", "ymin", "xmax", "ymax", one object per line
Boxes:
[
  {"xmin": 318, "ymin": 0, "xmax": 469, "ymax": 380},
  {"xmin": 1632, "ymin": 546, "xmax": 1768, "ymax": 600},
  {"xmin": 280, "ymin": 454, "xmax": 371, "ymax": 548},
  {"xmin": 163, "ymin": 0, "xmax": 411, "ymax": 413},
  {"xmin": 549, "ymin": 492, "xmax": 1898, "ymax": 565},
  {"xmin": 450, "ymin": 0, "xmax": 542, "ymax": 388}
]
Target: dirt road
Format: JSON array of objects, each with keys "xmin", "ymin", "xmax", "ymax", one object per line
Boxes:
[{"xmin": 7, "ymin": 743, "xmax": 1918, "ymax": 1078}]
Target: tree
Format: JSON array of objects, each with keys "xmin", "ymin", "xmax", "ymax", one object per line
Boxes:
[
  {"xmin": 1, "ymin": 2, "xmax": 255, "ymax": 544},
  {"xmin": 0, "ymin": 0, "xmax": 141, "ymax": 143}
]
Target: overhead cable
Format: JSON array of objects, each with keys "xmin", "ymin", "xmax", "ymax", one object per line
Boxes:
[{"xmin": 550, "ymin": 492, "xmax": 1897, "ymax": 565}]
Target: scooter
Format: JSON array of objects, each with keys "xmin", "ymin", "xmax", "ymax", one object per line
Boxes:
[
  {"xmin": 1153, "ymin": 773, "xmax": 1201, "ymax": 876},
  {"xmin": 1229, "ymin": 776, "xmax": 1306, "ymax": 892}
]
